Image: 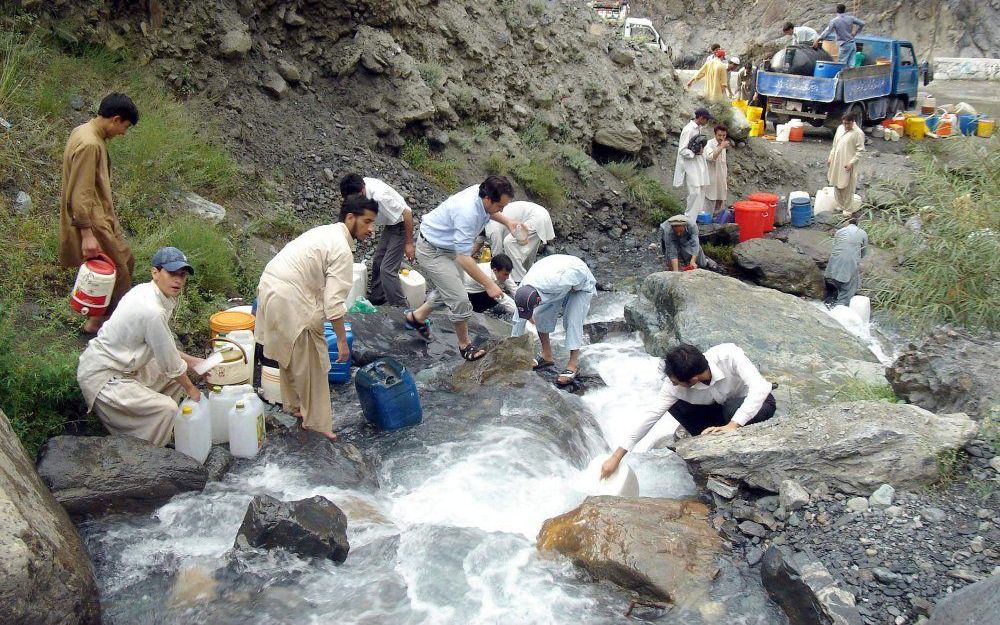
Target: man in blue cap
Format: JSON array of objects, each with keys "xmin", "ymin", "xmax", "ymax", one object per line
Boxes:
[{"xmin": 77, "ymin": 247, "xmax": 206, "ymax": 446}]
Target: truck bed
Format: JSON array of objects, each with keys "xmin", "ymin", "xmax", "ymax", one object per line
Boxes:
[{"xmin": 757, "ymin": 63, "xmax": 892, "ymax": 104}]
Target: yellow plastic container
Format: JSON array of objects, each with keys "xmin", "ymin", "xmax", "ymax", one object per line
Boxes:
[
  {"xmin": 733, "ymin": 99, "xmax": 748, "ymax": 113},
  {"xmin": 905, "ymin": 117, "xmax": 927, "ymax": 140},
  {"xmin": 977, "ymin": 118, "xmax": 995, "ymax": 138},
  {"xmin": 747, "ymin": 106, "xmax": 763, "ymax": 122},
  {"xmin": 749, "ymin": 120, "xmax": 765, "ymax": 137},
  {"xmin": 479, "ymin": 245, "xmax": 492, "ymax": 263},
  {"xmin": 209, "ymin": 310, "xmax": 255, "ymax": 337}
]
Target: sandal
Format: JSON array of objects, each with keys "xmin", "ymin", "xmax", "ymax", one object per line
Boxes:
[
  {"xmin": 555, "ymin": 368, "xmax": 578, "ymax": 385},
  {"xmin": 404, "ymin": 309, "xmax": 433, "ymax": 341},
  {"xmin": 532, "ymin": 356, "xmax": 555, "ymax": 370},
  {"xmin": 460, "ymin": 343, "xmax": 487, "ymax": 361}
]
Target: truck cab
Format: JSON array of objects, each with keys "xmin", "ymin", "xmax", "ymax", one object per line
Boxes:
[
  {"xmin": 622, "ymin": 18, "xmax": 668, "ymax": 53},
  {"xmin": 757, "ymin": 36, "xmax": 931, "ymax": 129}
]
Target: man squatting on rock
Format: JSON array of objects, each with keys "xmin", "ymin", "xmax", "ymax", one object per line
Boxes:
[
  {"xmin": 660, "ymin": 214, "xmax": 720, "ymax": 272},
  {"xmin": 464, "ymin": 253, "xmax": 518, "ymax": 315},
  {"xmin": 339, "ymin": 173, "xmax": 415, "ymax": 307},
  {"xmin": 601, "ymin": 343, "xmax": 776, "ymax": 479},
  {"xmin": 77, "ymin": 248, "xmax": 206, "ymax": 446},
  {"xmin": 825, "ymin": 216, "xmax": 868, "ymax": 307}
]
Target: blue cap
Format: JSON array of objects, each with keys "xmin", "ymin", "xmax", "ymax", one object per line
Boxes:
[
  {"xmin": 514, "ymin": 284, "xmax": 542, "ymax": 319},
  {"xmin": 151, "ymin": 246, "xmax": 194, "ymax": 274}
]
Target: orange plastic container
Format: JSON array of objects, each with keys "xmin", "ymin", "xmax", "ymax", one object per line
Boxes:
[
  {"xmin": 788, "ymin": 126, "xmax": 804, "ymax": 142},
  {"xmin": 747, "ymin": 193, "xmax": 779, "ymax": 232},
  {"xmin": 209, "ymin": 310, "xmax": 255, "ymax": 337},
  {"xmin": 734, "ymin": 201, "xmax": 769, "ymax": 242}
]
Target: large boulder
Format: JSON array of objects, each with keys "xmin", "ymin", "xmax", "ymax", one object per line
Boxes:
[
  {"xmin": 593, "ymin": 121, "xmax": 644, "ymax": 154},
  {"xmin": 537, "ymin": 497, "xmax": 720, "ymax": 604},
  {"xmin": 0, "ymin": 410, "xmax": 101, "ymax": 624},
  {"xmin": 624, "ymin": 271, "xmax": 880, "ymax": 411},
  {"xmin": 927, "ymin": 573, "xmax": 1000, "ymax": 625},
  {"xmin": 733, "ymin": 238, "xmax": 825, "ymax": 298},
  {"xmin": 775, "ymin": 228, "xmax": 898, "ymax": 287},
  {"xmin": 675, "ymin": 401, "xmax": 978, "ymax": 495},
  {"xmin": 886, "ymin": 326, "xmax": 999, "ymax": 420},
  {"xmin": 260, "ymin": 429, "xmax": 377, "ymax": 489},
  {"xmin": 36, "ymin": 435, "xmax": 208, "ymax": 518},
  {"xmin": 761, "ymin": 546, "xmax": 863, "ymax": 625},
  {"xmin": 234, "ymin": 494, "xmax": 349, "ymax": 563}
]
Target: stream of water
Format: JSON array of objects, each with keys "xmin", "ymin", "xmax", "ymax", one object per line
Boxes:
[{"xmin": 81, "ymin": 294, "xmax": 784, "ymax": 625}]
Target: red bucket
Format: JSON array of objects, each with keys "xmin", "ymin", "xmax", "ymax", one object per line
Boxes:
[
  {"xmin": 70, "ymin": 254, "xmax": 117, "ymax": 317},
  {"xmin": 747, "ymin": 193, "xmax": 779, "ymax": 232},
  {"xmin": 734, "ymin": 201, "xmax": 769, "ymax": 242}
]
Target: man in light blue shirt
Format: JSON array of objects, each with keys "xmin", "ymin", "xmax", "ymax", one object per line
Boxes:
[
  {"xmin": 814, "ymin": 3, "xmax": 865, "ymax": 64},
  {"xmin": 404, "ymin": 176, "xmax": 520, "ymax": 361}
]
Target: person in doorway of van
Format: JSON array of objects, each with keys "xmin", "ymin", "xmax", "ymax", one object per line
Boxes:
[
  {"xmin": 599, "ymin": 343, "xmax": 776, "ymax": 479},
  {"xmin": 660, "ymin": 215, "xmax": 719, "ymax": 273},
  {"xmin": 464, "ymin": 253, "xmax": 518, "ymax": 314},
  {"xmin": 813, "ymin": 3, "xmax": 865, "ymax": 64},
  {"xmin": 673, "ymin": 108, "xmax": 712, "ymax": 220},
  {"xmin": 704, "ymin": 124, "xmax": 730, "ymax": 217},
  {"xmin": 76, "ymin": 247, "xmax": 205, "ymax": 447},
  {"xmin": 483, "ymin": 200, "xmax": 555, "ymax": 283},
  {"xmin": 59, "ymin": 93, "xmax": 140, "ymax": 335},
  {"xmin": 339, "ymin": 173, "xmax": 415, "ymax": 307},
  {"xmin": 783, "ymin": 22, "xmax": 819, "ymax": 47},
  {"xmin": 512, "ymin": 255, "xmax": 596, "ymax": 387},
  {"xmin": 827, "ymin": 112, "xmax": 865, "ymax": 214},
  {"xmin": 255, "ymin": 195, "xmax": 378, "ymax": 442},
  {"xmin": 824, "ymin": 216, "xmax": 868, "ymax": 307}
]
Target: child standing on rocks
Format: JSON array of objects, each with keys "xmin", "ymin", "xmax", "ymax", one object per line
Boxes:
[{"xmin": 705, "ymin": 124, "xmax": 730, "ymax": 217}]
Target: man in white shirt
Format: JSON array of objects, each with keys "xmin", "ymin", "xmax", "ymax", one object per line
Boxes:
[
  {"xmin": 512, "ymin": 255, "xmax": 596, "ymax": 386},
  {"xmin": 673, "ymin": 108, "xmax": 712, "ymax": 220},
  {"xmin": 256, "ymin": 195, "xmax": 377, "ymax": 441},
  {"xmin": 600, "ymin": 343, "xmax": 775, "ymax": 479},
  {"xmin": 76, "ymin": 247, "xmax": 205, "ymax": 446},
  {"xmin": 483, "ymin": 200, "xmax": 555, "ymax": 282},
  {"xmin": 340, "ymin": 173, "xmax": 415, "ymax": 307},
  {"xmin": 465, "ymin": 253, "xmax": 517, "ymax": 314},
  {"xmin": 783, "ymin": 22, "xmax": 819, "ymax": 46},
  {"xmin": 404, "ymin": 176, "xmax": 520, "ymax": 361}
]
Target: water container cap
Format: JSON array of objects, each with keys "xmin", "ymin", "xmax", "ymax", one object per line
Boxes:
[
  {"xmin": 85, "ymin": 257, "xmax": 116, "ymax": 275},
  {"xmin": 235, "ymin": 401, "xmax": 245, "ymax": 408},
  {"xmin": 400, "ymin": 268, "xmax": 410, "ymax": 276},
  {"xmin": 182, "ymin": 405, "xmax": 193, "ymax": 414}
]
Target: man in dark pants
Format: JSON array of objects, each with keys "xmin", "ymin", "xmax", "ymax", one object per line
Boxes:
[
  {"xmin": 464, "ymin": 253, "xmax": 517, "ymax": 314},
  {"xmin": 340, "ymin": 173, "xmax": 415, "ymax": 306},
  {"xmin": 600, "ymin": 343, "xmax": 776, "ymax": 479}
]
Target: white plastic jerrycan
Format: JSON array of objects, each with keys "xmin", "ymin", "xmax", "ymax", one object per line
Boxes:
[
  {"xmin": 207, "ymin": 384, "xmax": 254, "ymax": 444},
  {"xmin": 576, "ymin": 454, "xmax": 640, "ymax": 497},
  {"xmin": 228, "ymin": 394, "xmax": 266, "ymax": 458},
  {"xmin": 174, "ymin": 398, "xmax": 211, "ymax": 464}
]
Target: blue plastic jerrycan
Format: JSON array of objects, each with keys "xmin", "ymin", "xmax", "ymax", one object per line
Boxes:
[
  {"xmin": 354, "ymin": 357, "xmax": 422, "ymax": 431},
  {"xmin": 323, "ymin": 321, "xmax": 354, "ymax": 383}
]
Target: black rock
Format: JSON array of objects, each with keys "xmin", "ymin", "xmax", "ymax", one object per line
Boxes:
[
  {"xmin": 234, "ymin": 494, "xmax": 350, "ymax": 563},
  {"xmin": 260, "ymin": 428, "xmax": 377, "ymax": 490},
  {"xmin": 205, "ymin": 445, "xmax": 233, "ymax": 482},
  {"xmin": 762, "ymin": 546, "xmax": 864, "ymax": 625}
]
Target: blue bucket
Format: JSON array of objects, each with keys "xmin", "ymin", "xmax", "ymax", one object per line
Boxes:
[
  {"xmin": 696, "ymin": 211, "xmax": 713, "ymax": 224},
  {"xmin": 814, "ymin": 61, "xmax": 845, "ymax": 78},
  {"xmin": 958, "ymin": 114, "xmax": 979, "ymax": 136},
  {"xmin": 790, "ymin": 197, "xmax": 813, "ymax": 228}
]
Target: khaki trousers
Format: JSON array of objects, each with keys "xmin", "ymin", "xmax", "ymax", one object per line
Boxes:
[
  {"xmin": 834, "ymin": 184, "xmax": 856, "ymax": 212},
  {"xmin": 93, "ymin": 361, "xmax": 184, "ymax": 447},
  {"xmin": 279, "ymin": 327, "xmax": 333, "ymax": 433}
]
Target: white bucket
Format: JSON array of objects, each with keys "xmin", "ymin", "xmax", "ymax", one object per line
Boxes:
[
  {"xmin": 399, "ymin": 268, "xmax": 427, "ymax": 308},
  {"xmin": 228, "ymin": 394, "xmax": 266, "ymax": 459},
  {"xmin": 776, "ymin": 124, "xmax": 790, "ymax": 142},
  {"xmin": 346, "ymin": 262, "xmax": 368, "ymax": 310},
  {"xmin": 260, "ymin": 365, "xmax": 282, "ymax": 405},
  {"xmin": 207, "ymin": 384, "xmax": 254, "ymax": 444},
  {"xmin": 173, "ymin": 398, "xmax": 211, "ymax": 464},
  {"xmin": 575, "ymin": 454, "xmax": 640, "ymax": 497}
]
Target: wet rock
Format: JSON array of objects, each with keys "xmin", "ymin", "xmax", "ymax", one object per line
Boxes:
[
  {"xmin": 886, "ymin": 326, "xmax": 999, "ymax": 420},
  {"xmin": 13, "ymin": 190, "xmax": 32, "ymax": 215},
  {"xmin": 761, "ymin": 546, "xmax": 863, "ymax": 625},
  {"xmin": 204, "ymin": 445, "xmax": 233, "ymax": 482},
  {"xmin": 537, "ymin": 497, "xmax": 720, "ymax": 603},
  {"xmin": 582, "ymin": 320, "xmax": 635, "ymax": 343},
  {"xmin": 234, "ymin": 494, "xmax": 349, "ymax": 563},
  {"xmin": 219, "ymin": 26, "xmax": 251, "ymax": 58},
  {"xmin": 593, "ymin": 122, "xmax": 644, "ymax": 154},
  {"xmin": 733, "ymin": 238, "xmax": 825, "ymax": 298},
  {"xmin": 927, "ymin": 573, "xmax": 1000, "ymax": 625},
  {"xmin": 869, "ymin": 484, "xmax": 894, "ymax": 509},
  {"xmin": 780, "ymin": 479, "xmax": 810, "ymax": 511},
  {"xmin": 698, "ymin": 223, "xmax": 740, "ymax": 246},
  {"xmin": 179, "ymin": 191, "xmax": 226, "ymax": 222},
  {"xmin": 624, "ymin": 271, "xmax": 879, "ymax": 411},
  {"xmin": 675, "ymin": 401, "xmax": 977, "ymax": 495},
  {"xmin": 448, "ymin": 334, "xmax": 533, "ymax": 390},
  {"xmin": 36, "ymin": 435, "xmax": 207, "ymax": 518},
  {"xmin": 261, "ymin": 70, "xmax": 289, "ymax": 99},
  {"xmin": 0, "ymin": 410, "xmax": 101, "ymax": 624},
  {"xmin": 260, "ymin": 429, "xmax": 377, "ymax": 490}
]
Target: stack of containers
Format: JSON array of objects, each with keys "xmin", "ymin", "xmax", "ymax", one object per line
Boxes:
[
  {"xmin": 733, "ymin": 200, "xmax": 769, "ymax": 242},
  {"xmin": 747, "ymin": 193, "xmax": 779, "ymax": 233}
]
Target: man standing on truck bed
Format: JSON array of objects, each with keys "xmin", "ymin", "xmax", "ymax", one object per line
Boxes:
[
  {"xmin": 783, "ymin": 22, "xmax": 818, "ymax": 47},
  {"xmin": 814, "ymin": 3, "xmax": 865, "ymax": 64}
]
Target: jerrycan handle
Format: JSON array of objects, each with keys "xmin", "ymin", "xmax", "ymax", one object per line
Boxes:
[{"xmin": 207, "ymin": 337, "xmax": 248, "ymax": 363}]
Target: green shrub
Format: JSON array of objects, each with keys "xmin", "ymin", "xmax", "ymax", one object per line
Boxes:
[
  {"xmin": 702, "ymin": 242, "xmax": 734, "ymax": 265},
  {"xmin": 401, "ymin": 138, "xmax": 460, "ymax": 191},
  {"xmin": 833, "ymin": 376, "xmax": 898, "ymax": 403},
  {"xmin": 511, "ymin": 156, "xmax": 566, "ymax": 208},
  {"xmin": 484, "ymin": 151, "xmax": 510, "ymax": 176},
  {"xmin": 556, "ymin": 144, "xmax": 595, "ymax": 182},
  {"xmin": 417, "ymin": 62, "xmax": 445, "ymax": 90},
  {"xmin": 605, "ymin": 160, "xmax": 681, "ymax": 225},
  {"xmin": 605, "ymin": 160, "xmax": 638, "ymax": 181},
  {"xmin": 249, "ymin": 207, "xmax": 305, "ymax": 241}
]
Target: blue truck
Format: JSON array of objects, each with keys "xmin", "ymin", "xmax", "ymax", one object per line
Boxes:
[{"xmin": 756, "ymin": 36, "xmax": 933, "ymax": 129}]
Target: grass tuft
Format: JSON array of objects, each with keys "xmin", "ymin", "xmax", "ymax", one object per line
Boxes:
[
  {"xmin": 401, "ymin": 138, "xmax": 460, "ymax": 192},
  {"xmin": 606, "ymin": 160, "xmax": 683, "ymax": 225},
  {"xmin": 833, "ymin": 376, "xmax": 899, "ymax": 403},
  {"xmin": 702, "ymin": 242, "xmax": 734, "ymax": 265},
  {"xmin": 485, "ymin": 150, "xmax": 566, "ymax": 208}
]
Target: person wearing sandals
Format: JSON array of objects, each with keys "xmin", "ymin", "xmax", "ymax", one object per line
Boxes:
[
  {"xmin": 403, "ymin": 176, "xmax": 521, "ymax": 362},
  {"xmin": 511, "ymin": 255, "xmax": 596, "ymax": 386},
  {"xmin": 255, "ymin": 195, "xmax": 378, "ymax": 442}
]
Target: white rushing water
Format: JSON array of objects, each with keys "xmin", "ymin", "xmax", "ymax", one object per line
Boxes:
[{"xmin": 82, "ymin": 294, "xmax": 780, "ymax": 625}]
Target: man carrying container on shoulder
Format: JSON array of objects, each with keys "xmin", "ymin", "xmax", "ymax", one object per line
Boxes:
[{"xmin": 76, "ymin": 247, "xmax": 205, "ymax": 446}]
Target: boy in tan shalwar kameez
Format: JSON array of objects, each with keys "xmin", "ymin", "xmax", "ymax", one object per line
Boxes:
[
  {"xmin": 255, "ymin": 196, "xmax": 378, "ymax": 441},
  {"xmin": 59, "ymin": 93, "xmax": 139, "ymax": 334},
  {"xmin": 827, "ymin": 113, "xmax": 866, "ymax": 214}
]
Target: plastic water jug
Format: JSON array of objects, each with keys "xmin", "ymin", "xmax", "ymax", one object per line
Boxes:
[
  {"xmin": 174, "ymin": 398, "xmax": 211, "ymax": 464},
  {"xmin": 790, "ymin": 196, "xmax": 813, "ymax": 227},
  {"xmin": 814, "ymin": 187, "xmax": 837, "ymax": 214},
  {"xmin": 207, "ymin": 384, "xmax": 254, "ymax": 444},
  {"xmin": 775, "ymin": 124, "xmax": 790, "ymax": 142},
  {"xmin": 355, "ymin": 357, "xmax": 422, "ymax": 431},
  {"xmin": 324, "ymin": 321, "xmax": 354, "ymax": 383},
  {"xmin": 260, "ymin": 365, "xmax": 283, "ymax": 405},
  {"xmin": 576, "ymin": 455, "xmax": 640, "ymax": 497},
  {"xmin": 228, "ymin": 395, "xmax": 266, "ymax": 458},
  {"xmin": 513, "ymin": 223, "xmax": 530, "ymax": 245},
  {"xmin": 696, "ymin": 211, "xmax": 713, "ymax": 224},
  {"xmin": 70, "ymin": 254, "xmax": 117, "ymax": 317},
  {"xmin": 849, "ymin": 295, "xmax": 871, "ymax": 326},
  {"xmin": 345, "ymin": 262, "xmax": 368, "ymax": 310},
  {"xmin": 977, "ymin": 118, "xmax": 995, "ymax": 138},
  {"xmin": 921, "ymin": 94, "xmax": 936, "ymax": 115},
  {"xmin": 399, "ymin": 268, "xmax": 427, "ymax": 308}
]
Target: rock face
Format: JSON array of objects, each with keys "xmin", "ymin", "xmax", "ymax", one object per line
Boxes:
[
  {"xmin": 593, "ymin": 122, "xmax": 644, "ymax": 154},
  {"xmin": 927, "ymin": 573, "xmax": 1000, "ymax": 625},
  {"xmin": 733, "ymin": 238, "xmax": 825, "ymax": 298},
  {"xmin": 36, "ymin": 435, "xmax": 208, "ymax": 518},
  {"xmin": 0, "ymin": 410, "xmax": 101, "ymax": 624},
  {"xmin": 448, "ymin": 334, "xmax": 534, "ymax": 390},
  {"xmin": 180, "ymin": 191, "xmax": 226, "ymax": 222},
  {"xmin": 260, "ymin": 69, "xmax": 289, "ymax": 99},
  {"xmin": 886, "ymin": 326, "xmax": 999, "ymax": 420},
  {"xmin": 537, "ymin": 497, "xmax": 720, "ymax": 603},
  {"xmin": 260, "ymin": 429, "xmax": 377, "ymax": 490},
  {"xmin": 624, "ymin": 271, "xmax": 880, "ymax": 411},
  {"xmin": 761, "ymin": 546, "xmax": 863, "ymax": 625},
  {"xmin": 675, "ymin": 401, "xmax": 978, "ymax": 495},
  {"xmin": 218, "ymin": 26, "xmax": 251, "ymax": 58},
  {"xmin": 234, "ymin": 494, "xmax": 349, "ymax": 563}
]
